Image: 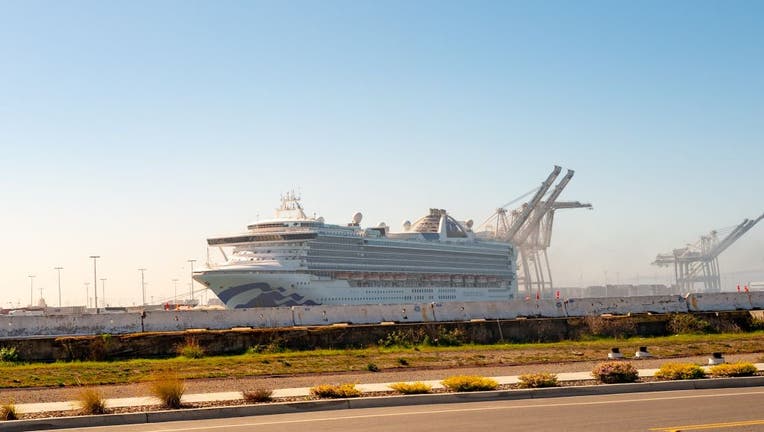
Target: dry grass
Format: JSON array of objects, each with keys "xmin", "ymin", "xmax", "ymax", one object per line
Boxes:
[
  {"xmin": 76, "ymin": 388, "xmax": 107, "ymax": 415},
  {"xmin": 242, "ymin": 388, "xmax": 273, "ymax": 403},
  {"xmin": 1, "ymin": 400, "xmax": 18, "ymax": 421},
  {"xmin": 441, "ymin": 375, "xmax": 498, "ymax": 392},
  {"xmin": 148, "ymin": 375, "xmax": 186, "ymax": 409},
  {"xmin": 389, "ymin": 382, "xmax": 432, "ymax": 394},
  {"xmin": 177, "ymin": 337, "xmax": 205, "ymax": 359},
  {"xmin": 310, "ymin": 383, "xmax": 362, "ymax": 398}
]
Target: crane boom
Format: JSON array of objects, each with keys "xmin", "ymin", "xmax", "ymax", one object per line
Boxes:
[
  {"xmin": 513, "ymin": 169, "xmax": 574, "ymax": 245},
  {"xmin": 504, "ymin": 165, "xmax": 561, "ymax": 240}
]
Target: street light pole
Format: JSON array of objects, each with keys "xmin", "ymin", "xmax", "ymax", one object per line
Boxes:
[
  {"xmin": 100, "ymin": 278, "xmax": 107, "ymax": 308},
  {"xmin": 138, "ymin": 268, "xmax": 146, "ymax": 306},
  {"xmin": 84, "ymin": 282, "xmax": 90, "ymax": 308},
  {"xmin": 89, "ymin": 256, "xmax": 100, "ymax": 313},
  {"xmin": 187, "ymin": 259, "xmax": 196, "ymax": 303},
  {"xmin": 54, "ymin": 267, "xmax": 63, "ymax": 307},
  {"xmin": 28, "ymin": 275, "xmax": 35, "ymax": 307}
]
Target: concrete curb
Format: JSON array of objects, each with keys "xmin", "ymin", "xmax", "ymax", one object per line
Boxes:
[{"xmin": 3, "ymin": 376, "xmax": 764, "ymax": 432}]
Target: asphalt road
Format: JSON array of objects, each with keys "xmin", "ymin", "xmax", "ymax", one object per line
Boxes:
[{"xmin": 44, "ymin": 388, "xmax": 764, "ymax": 432}]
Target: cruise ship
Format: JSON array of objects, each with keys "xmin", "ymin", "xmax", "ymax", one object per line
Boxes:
[{"xmin": 194, "ymin": 193, "xmax": 517, "ymax": 308}]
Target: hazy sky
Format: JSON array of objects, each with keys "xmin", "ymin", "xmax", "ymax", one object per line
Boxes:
[{"xmin": 1, "ymin": 1, "xmax": 762, "ymax": 307}]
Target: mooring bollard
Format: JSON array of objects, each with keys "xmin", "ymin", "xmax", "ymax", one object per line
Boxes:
[
  {"xmin": 608, "ymin": 347, "xmax": 623, "ymax": 359},
  {"xmin": 708, "ymin": 352, "xmax": 725, "ymax": 365},
  {"xmin": 634, "ymin": 346, "xmax": 652, "ymax": 358}
]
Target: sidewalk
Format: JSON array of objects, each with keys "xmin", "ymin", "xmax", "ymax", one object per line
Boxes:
[{"xmin": 15, "ymin": 363, "xmax": 764, "ymax": 416}]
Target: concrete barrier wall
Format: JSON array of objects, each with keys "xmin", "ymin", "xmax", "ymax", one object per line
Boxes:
[
  {"xmin": 685, "ymin": 293, "xmax": 753, "ymax": 312},
  {"xmin": 0, "ymin": 313, "xmax": 142, "ymax": 338},
  {"xmin": 564, "ymin": 295, "xmax": 687, "ymax": 316},
  {"xmin": 3, "ymin": 291, "xmax": 764, "ymax": 338},
  {"xmin": 749, "ymin": 292, "xmax": 764, "ymax": 309},
  {"xmin": 143, "ymin": 308, "xmax": 294, "ymax": 332}
]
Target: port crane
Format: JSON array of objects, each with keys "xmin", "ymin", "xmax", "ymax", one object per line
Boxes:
[
  {"xmin": 652, "ymin": 213, "xmax": 764, "ymax": 292},
  {"xmin": 479, "ymin": 166, "xmax": 592, "ymax": 294}
]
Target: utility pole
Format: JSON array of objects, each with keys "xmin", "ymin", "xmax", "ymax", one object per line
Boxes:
[
  {"xmin": 188, "ymin": 259, "xmax": 196, "ymax": 303},
  {"xmin": 89, "ymin": 256, "xmax": 100, "ymax": 313},
  {"xmin": 28, "ymin": 275, "xmax": 35, "ymax": 307},
  {"xmin": 100, "ymin": 278, "xmax": 107, "ymax": 307},
  {"xmin": 138, "ymin": 268, "xmax": 147, "ymax": 306},
  {"xmin": 54, "ymin": 267, "xmax": 63, "ymax": 307}
]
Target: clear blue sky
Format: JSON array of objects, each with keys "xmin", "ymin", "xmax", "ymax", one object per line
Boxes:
[{"xmin": 1, "ymin": 1, "xmax": 762, "ymax": 307}]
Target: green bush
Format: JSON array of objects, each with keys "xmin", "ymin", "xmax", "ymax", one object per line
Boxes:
[
  {"xmin": 149, "ymin": 375, "xmax": 186, "ymax": 409},
  {"xmin": 517, "ymin": 372, "xmax": 558, "ymax": 388},
  {"xmin": 655, "ymin": 363, "xmax": 706, "ymax": 380},
  {"xmin": 76, "ymin": 388, "xmax": 107, "ymax": 415},
  {"xmin": 441, "ymin": 375, "xmax": 498, "ymax": 392},
  {"xmin": 424, "ymin": 328, "xmax": 467, "ymax": 347},
  {"xmin": 0, "ymin": 347, "xmax": 19, "ymax": 363},
  {"xmin": 389, "ymin": 382, "xmax": 432, "ymax": 394},
  {"xmin": 177, "ymin": 338, "xmax": 205, "ymax": 359},
  {"xmin": 397, "ymin": 358, "xmax": 409, "ymax": 366},
  {"xmin": 377, "ymin": 330, "xmax": 414, "ymax": 348},
  {"xmin": 366, "ymin": 363, "xmax": 380, "ymax": 372},
  {"xmin": 1, "ymin": 400, "xmax": 18, "ymax": 421},
  {"xmin": 242, "ymin": 387, "xmax": 273, "ymax": 402},
  {"xmin": 591, "ymin": 361, "xmax": 639, "ymax": 384},
  {"xmin": 310, "ymin": 383, "xmax": 361, "ymax": 398},
  {"xmin": 668, "ymin": 314, "xmax": 712, "ymax": 334},
  {"xmin": 709, "ymin": 362, "xmax": 758, "ymax": 377}
]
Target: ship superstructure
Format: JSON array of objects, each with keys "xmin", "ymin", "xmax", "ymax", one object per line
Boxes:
[{"xmin": 194, "ymin": 193, "xmax": 517, "ymax": 308}]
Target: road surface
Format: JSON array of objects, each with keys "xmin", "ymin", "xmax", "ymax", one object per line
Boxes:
[{"xmin": 43, "ymin": 387, "xmax": 764, "ymax": 432}]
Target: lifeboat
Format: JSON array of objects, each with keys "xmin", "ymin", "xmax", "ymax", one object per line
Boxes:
[
  {"xmin": 477, "ymin": 276, "xmax": 488, "ymax": 283},
  {"xmin": 366, "ymin": 273, "xmax": 380, "ymax": 281},
  {"xmin": 452, "ymin": 276, "xmax": 463, "ymax": 283},
  {"xmin": 336, "ymin": 272, "xmax": 351, "ymax": 279},
  {"xmin": 350, "ymin": 273, "xmax": 364, "ymax": 280},
  {"xmin": 381, "ymin": 274, "xmax": 394, "ymax": 281},
  {"xmin": 395, "ymin": 274, "xmax": 407, "ymax": 281},
  {"xmin": 465, "ymin": 276, "xmax": 475, "ymax": 284},
  {"xmin": 487, "ymin": 276, "xmax": 497, "ymax": 283}
]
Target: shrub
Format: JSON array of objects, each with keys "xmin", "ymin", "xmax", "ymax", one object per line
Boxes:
[
  {"xmin": 709, "ymin": 362, "xmax": 758, "ymax": 377},
  {"xmin": 366, "ymin": 363, "xmax": 380, "ymax": 372},
  {"xmin": 248, "ymin": 338, "xmax": 287, "ymax": 354},
  {"xmin": 655, "ymin": 363, "xmax": 706, "ymax": 380},
  {"xmin": 517, "ymin": 372, "xmax": 559, "ymax": 388},
  {"xmin": 441, "ymin": 375, "xmax": 498, "ymax": 392},
  {"xmin": 0, "ymin": 347, "xmax": 19, "ymax": 363},
  {"xmin": 591, "ymin": 361, "xmax": 639, "ymax": 384},
  {"xmin": 77, "ymin": 388, "xmax": 107, "ymax": 415},
  {"xmin": 149, "ymin": 375, "xmax": 186, "ymax": 409},
  {"xmin": 1, "ymin": 400, "xmax": 18, "ymax": 421},
  {"xmin": 584, "ymin": 316, "xmax": 637, "ymax": 339},
  {"xmin": 424, "ymin": 328, "xmax": 467, "ymax": 347},
  {"xmin": 310, "ymin": 383, "xmax": 361, "ymax": 398},
  {"xmin": 668, "ymin": 314, "xmax": 712, "ymax": 334},
  {"xmin": 389, "ymin": 382, "xmax": 432, "ymax": 394},
  {"xmin": 177, "ymin": 338, "xmax": 205, "ymax": 359},
  {"xmin": 397, "ymin": 358, "xmax": 409, "ymax": 366},
  {"xmin": 378, "ymin": 330, "xmax": 414, "ymax": 348},
  {"xmin": 242, "ymin": 388, "xmax": 273, "ymax": 403}
]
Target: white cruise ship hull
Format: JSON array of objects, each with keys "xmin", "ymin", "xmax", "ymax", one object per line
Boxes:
[{"xmin": 195, "ymin": 269, "xmax": 515, "ymax": 308}]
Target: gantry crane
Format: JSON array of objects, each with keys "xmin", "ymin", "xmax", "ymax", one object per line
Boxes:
[
  {"xmin": 653, "ymin": 213, "xmax": 764, "ymax": 292},
  {"xmin": 478, "ymin": 166, "xmax": 592, "ymax": 294}
]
